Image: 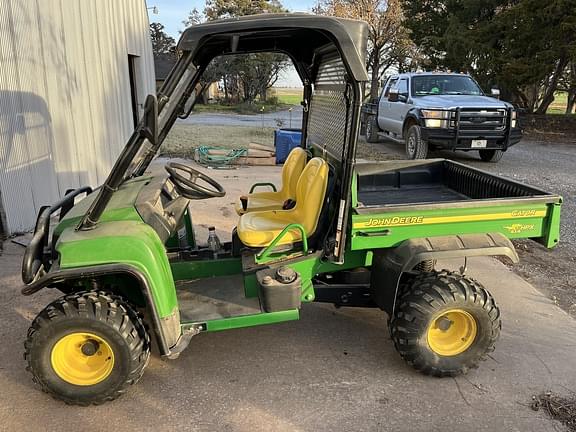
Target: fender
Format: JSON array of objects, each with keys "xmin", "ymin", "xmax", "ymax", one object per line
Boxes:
[
  {"xmin": 22, "ymin": 220, "xmax": 182, "ymax": 355},
  {"xmin": 403, "ymin": 108, "xmax": 424, "ymax": 132},
  {"xmin": 370, "ymin": 233, "xmax": 519, "ymax": 314},
  {"xmin": 21, "ymin": 263, "xmax": 173, "ymax": 355}
]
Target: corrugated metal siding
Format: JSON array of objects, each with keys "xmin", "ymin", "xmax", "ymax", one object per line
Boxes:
[{"xmin": 0, "ymin": 0, "xmax": 155, "ymax": 234}]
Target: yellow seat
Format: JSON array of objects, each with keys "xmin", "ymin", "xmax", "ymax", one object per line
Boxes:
[
  {"xmin": 237, "ymin": 157, "xmax": 329, "ymax": 247},
  {"xmin": 235, "ymin": 147, "xmax": 307, "ymax": 215}
]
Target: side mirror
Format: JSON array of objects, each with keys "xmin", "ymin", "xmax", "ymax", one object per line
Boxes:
[
  {"xmin": 398, "ymin": 93, "xmax": 408, "ymax": 103},
  {"xmin": 491, "ymin": 88, "xmax": 501, "ymax": 98},
  {"xmin": 140, "ymin": 94, "xmax": 158, "ymax": 145},
  {"xmin": 388, "ymin": 88, "xmax": 399, "ymax": 102}
]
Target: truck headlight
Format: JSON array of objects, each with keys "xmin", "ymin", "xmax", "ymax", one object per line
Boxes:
[
  {"xmin": 511, "ymin": 110, "xmax": 517, "ymax": 128},
  {"xmin": 421, "ymin": 110, "xmax": 451, "ymax": 128}
]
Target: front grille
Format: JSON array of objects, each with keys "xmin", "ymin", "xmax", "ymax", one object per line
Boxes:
[{"xmin": 457, "ymin": 109, "xmax": 507, "ymax": 132}]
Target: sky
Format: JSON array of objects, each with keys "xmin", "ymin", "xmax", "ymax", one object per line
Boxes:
[{"xmin": 147, "ymin": 0, "xmax": 317, "ymax": 86}]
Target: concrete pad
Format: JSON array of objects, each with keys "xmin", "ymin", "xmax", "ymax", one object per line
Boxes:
[{"xmin": 1, "ymin": 163, "xmax": 574, "ymax": 431}]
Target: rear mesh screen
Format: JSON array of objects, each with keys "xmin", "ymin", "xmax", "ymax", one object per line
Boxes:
[{"xmin": 307, "ymin": 56, "xmax": 351, "ymax": 161}]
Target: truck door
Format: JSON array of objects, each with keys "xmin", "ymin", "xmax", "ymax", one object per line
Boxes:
[
  {"xmin": 388, "ymin": 77, "xmax": 412, "ymax": 136},
  {"xmin": 377, "ymin": 77, "xmax": 398, "ymax": 133}
]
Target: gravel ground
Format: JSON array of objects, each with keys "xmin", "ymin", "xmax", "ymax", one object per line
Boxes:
[{"xmin": 364, "ymin": 137, "xmax": 576, "ymax": 318}]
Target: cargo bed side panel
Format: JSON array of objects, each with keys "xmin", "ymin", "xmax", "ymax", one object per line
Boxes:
[{"xmin": 351, "ymin": 202, "xmax": 556, "ymax": 250}]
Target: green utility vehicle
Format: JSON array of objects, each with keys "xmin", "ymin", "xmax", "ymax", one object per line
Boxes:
[{"xmin": 21, "ymin": 15, "xmax": 562, "ymax": 405}]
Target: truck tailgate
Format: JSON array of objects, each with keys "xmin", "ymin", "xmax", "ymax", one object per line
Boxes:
[{"xmin": 351, "ymin": 160, "xmax": 562, "ymax": 250}]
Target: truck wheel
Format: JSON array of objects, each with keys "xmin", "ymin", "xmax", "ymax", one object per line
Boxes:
[
  {"xmin": 479, "ymin": 149, "xmax": 504, "ymax": 162},
  {"xmin": 405, "ymin": 125, "xmax": 428, "ymax": 159},
  {"xmin": 359, "ymin": 119, "xmax": 367, "ymax": 136},
  {"xmin": 366, "ymin": 115, "xmax": 380, "ymax": 143},
  {"xmin": 24, "ymin": 291, "xmax": 150, "ymax": 405},
  {"xmin": 389, "ymin": 270, "xmax": 500, "ymax": 377}
]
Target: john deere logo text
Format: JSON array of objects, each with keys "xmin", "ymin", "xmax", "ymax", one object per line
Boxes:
[{"xmin": 366, "ymin": 216, "xmax": 424, "ymax": 227}]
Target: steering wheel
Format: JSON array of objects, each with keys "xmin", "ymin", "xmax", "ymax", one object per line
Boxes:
[{"xmin": 165, "ymin": 162, "xmax": 225, "ymax": 199}]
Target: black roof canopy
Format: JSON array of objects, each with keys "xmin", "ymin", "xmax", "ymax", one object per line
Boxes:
[{"xmin": 178, "ymin": 13, "xmax": 369, "ymax": 83}]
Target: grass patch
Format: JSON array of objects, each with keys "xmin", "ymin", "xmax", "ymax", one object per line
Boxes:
[
  {"xmin": 193, "ymin": 101, "xmax": 293, "ymax": 115},
  {"xmin": 547, "ymin": 92, "xmax": 574, "ymax": 115},
  {"xmin": 272, "ymin": 87, "xmax": 303, "ymax": 106},
  {"xmin": 276, "ymin": 94, "xmax": 302, "ymax": 105},
  {"xmin": 161, "ymin": 124, "xmax": 276, "ymax": 158}
]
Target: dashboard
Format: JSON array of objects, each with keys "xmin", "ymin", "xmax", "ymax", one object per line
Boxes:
[{"xmin": 134, "ymin": 174, "xmax": 190, "ymax": 244}]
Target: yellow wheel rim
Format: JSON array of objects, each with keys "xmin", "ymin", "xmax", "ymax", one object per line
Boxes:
[
  {"xmin": 427, "ymin": 309, "xmax": 477, "ymax": 356},
  {"xmin": 51, "ymin": 332, "xmax": 115, "ymax": 386}
]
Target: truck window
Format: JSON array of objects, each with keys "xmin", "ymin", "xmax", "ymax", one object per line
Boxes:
[
  {"xmin": 411, "ymin": 75, "xmax": 483, "ymax": 96},
  {"xmin": 383, "ymin": 78, "xmax": 398, "ymax": 98},
  {"xmin": 398, "ymin": 79, "xmax": 408, "ymax": 95}
]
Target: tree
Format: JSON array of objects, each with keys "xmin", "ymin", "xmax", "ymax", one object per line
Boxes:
[
  {"xmin": 203, "ymin": 0, "xmax": 290, "ymax": 103},
  {"xmin": 181, "ymin": 8, "xmax": 203, "ymax": 31},
  {"xmin": 402, "ymin": 0, "xmax": 576, "ymax": 113},
  {"xmin": 316, "ymin": 0, "xmax": 415, "ymax": 99},
  {"xmin": 149, "ymin": 22, "xmax": 176, "ymax": 55},
  {"xmin": 205, "ymin": 0, "xmax": 284, "ymax": 20}
]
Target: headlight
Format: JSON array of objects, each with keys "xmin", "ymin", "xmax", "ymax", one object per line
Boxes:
[
  {"xmin": 421, "ymin": 110, "xmax": 452, "ymax": 128},
  {"xmin": 511, "ymin": 110, "xmax": 517, "ymax": 128},
  {"xmin": 421, "ymin": 110, "xmax": 450, "ymax": 119}
]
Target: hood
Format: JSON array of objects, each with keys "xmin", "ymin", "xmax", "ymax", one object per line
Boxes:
[{"xmin": 413, "ymin": 95, "xmax": 512, "ymax": 110}]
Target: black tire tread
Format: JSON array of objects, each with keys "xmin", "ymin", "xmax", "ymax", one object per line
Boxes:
[
  {"xmin": 366, "ymin": 115, "xmax": 380, "ymax": 143},
  {"xmin": 389, "ymin": 270, "xmax": 501, "ymax": 377},
  {"xmin": 24, "ymin": 291, "xmax": 150, "ymax": 406},
  {"xmin": 479, "ymin": 149, "xmax": 504, "ymax": 162},
  {"xmin": 405, "ymin": 125, "xmax": 428, "ymax": 159}
]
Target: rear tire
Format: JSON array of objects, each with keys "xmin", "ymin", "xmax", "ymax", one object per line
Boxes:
[
  {"xmin": 25, "ymin": 291, "xmax": 150, "ymax": 405},
  {"xmin": 389, "ymin": 270, "xmax": 500, "ymax": 377},
  {"xmin": 479, "ymin": 149, "xmax": 504, "ymax": 162},
  {"xmin": 366, "ymin": 115, "xmax": 380, "ymax": 143},
  {"xmin": 405, "ymin": 125, "xmax": 428, "ymax": 159}
]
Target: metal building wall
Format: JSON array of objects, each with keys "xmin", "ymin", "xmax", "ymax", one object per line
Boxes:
[{"xmin": 0, "ymin": 0, "xmax": 155, "ymax": 234}]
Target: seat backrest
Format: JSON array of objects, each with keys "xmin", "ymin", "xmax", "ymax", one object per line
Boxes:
[
  {"xmin": 281, "ymin": 147, "xmax": 307, "ymax": 199},
  {"xmin": 293, "ymin": 157, "xmax": 329, "ymax": 236}
]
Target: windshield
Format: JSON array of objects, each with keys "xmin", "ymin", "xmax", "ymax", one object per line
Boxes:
[{"xmin": 411, "ymin": 75, "xmax": 484, "ymax": 96}]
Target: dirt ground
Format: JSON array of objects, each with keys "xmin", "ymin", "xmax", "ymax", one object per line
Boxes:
[{"xmin": 2, "ymin": 161, "xmax": 576, "ymax": 430}]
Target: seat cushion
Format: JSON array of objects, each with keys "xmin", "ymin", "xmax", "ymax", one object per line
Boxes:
[
  {"xmin": 237, "ymin": 210, "xmax": 303, "ymax": 247},
  {"xmin": 237, "ymin": 158, "xmax": 329, "ymax": 248}
]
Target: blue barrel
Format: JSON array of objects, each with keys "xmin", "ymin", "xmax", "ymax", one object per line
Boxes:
[{"xmin": 274, "ymin": 128, "xmax": 302, "ymax": 164}]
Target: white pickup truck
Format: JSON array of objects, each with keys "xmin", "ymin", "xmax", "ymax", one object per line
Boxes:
[{"xmin": 360, "ymin": 72, "xmax": 522, "ymax": 162}]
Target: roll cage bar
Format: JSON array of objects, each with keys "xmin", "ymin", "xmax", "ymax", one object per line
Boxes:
[{"xmin": 77, "ymin": 14, "xmax": 369, "ymax": 261}]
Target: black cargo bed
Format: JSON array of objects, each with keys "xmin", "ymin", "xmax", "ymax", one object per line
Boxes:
[{"xmin": 356, "ymin": 160, "xmax": 556, "ymax": 210}]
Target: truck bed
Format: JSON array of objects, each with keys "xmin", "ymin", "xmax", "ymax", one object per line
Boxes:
[{"xmin": 351, "ymin": 159, "xmax": 562, "ymax": 250}]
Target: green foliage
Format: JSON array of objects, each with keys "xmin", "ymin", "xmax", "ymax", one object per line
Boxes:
[
  {"xmin": 402, "ymin": 0, "xmax": 576, "ymax": 113},
  {"xmin": 204, "ymin": 0, "xmax": 285, "ymax": 20},
  {"xmin": 149, "ymin": 22, "xmax": 176, "ymax": 55},
  {"xmin": 201, "ymin": 0, "xmax": 290, "ymax": 104}
]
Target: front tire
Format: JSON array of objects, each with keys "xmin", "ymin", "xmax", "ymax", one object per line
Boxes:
[
  {"xmin": 366, "ymin": 115, "xmax": 380, "ymax": 143},
  {"xmin": 25, "ymin": 291, "xmax": 151, "ymax": 405},
  {"xmin": 479, "ymin": 149, "xmax": 504, "ymax": 162},
  {"xmin": 389, "ymin": 271, "xmax": 500, "ymax": 377},
  {"xmin": 405, "ymin": 125, "xmax": 428, "ymax": 159}
]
